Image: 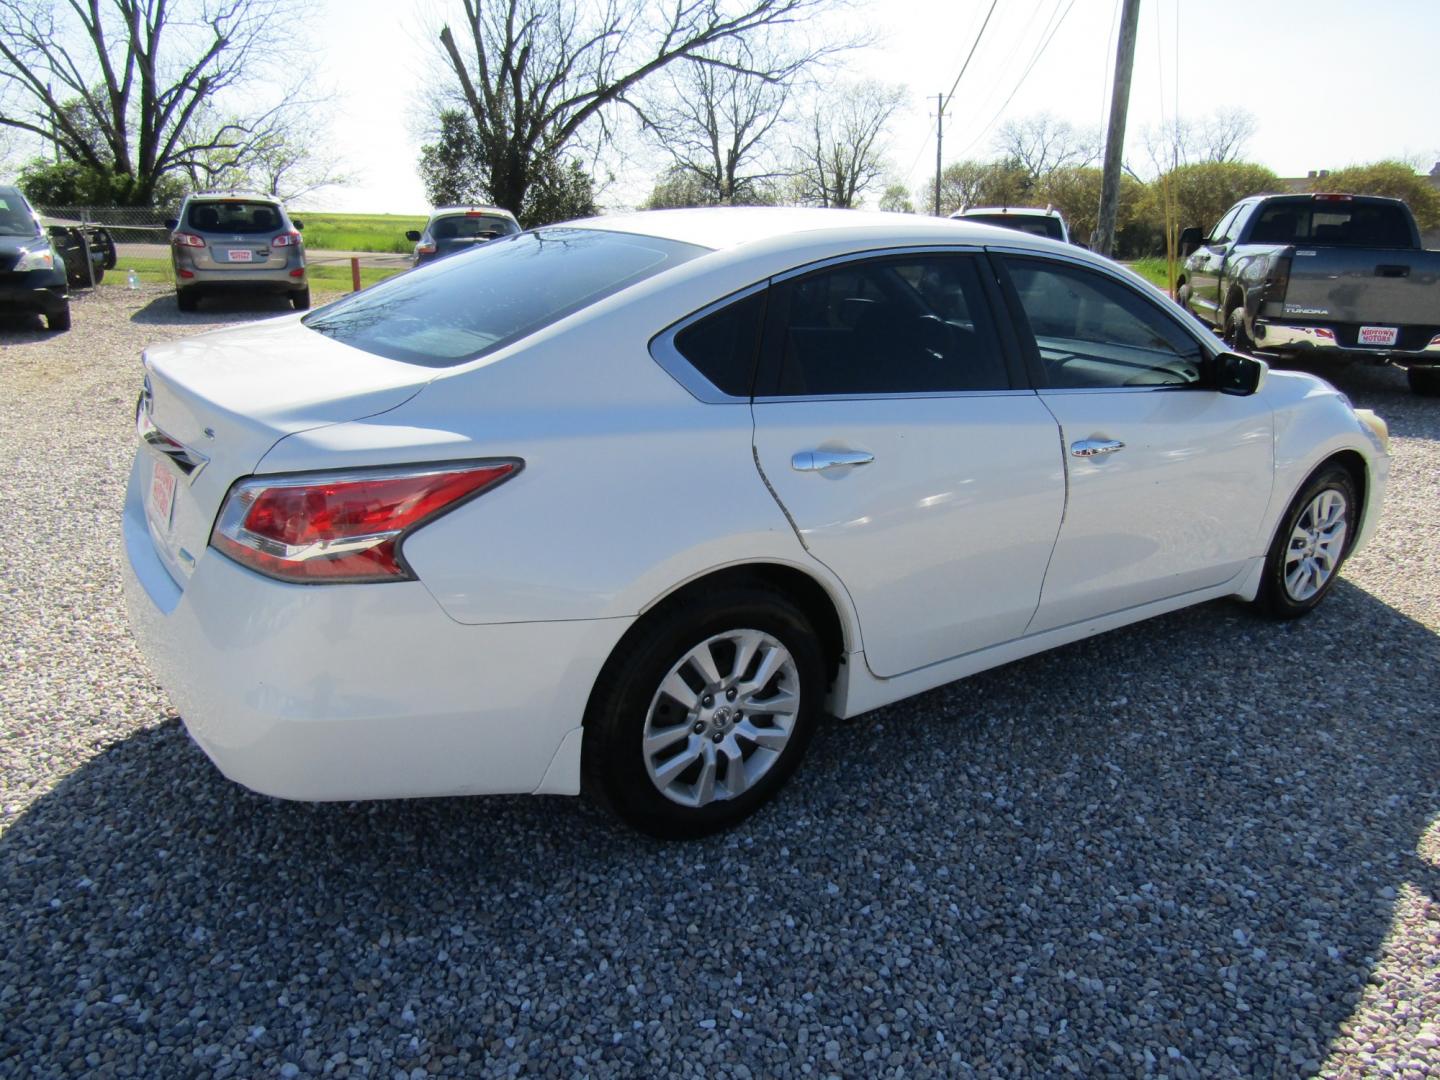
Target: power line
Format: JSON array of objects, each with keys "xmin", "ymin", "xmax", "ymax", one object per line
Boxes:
[
  {"xmin": 953, "ymin": 0, "xmax": 1079, "ymax": 160},
  {"xmin": 943, "ymin": 0, "xmax": 1000, "ymax": 111}
]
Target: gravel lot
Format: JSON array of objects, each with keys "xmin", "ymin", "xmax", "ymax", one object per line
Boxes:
[{"xmin": 2, "ymin": 286, "xmax": 1437, "ymax": 1079}]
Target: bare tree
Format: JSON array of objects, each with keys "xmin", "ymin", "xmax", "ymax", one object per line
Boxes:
[
  {"xmin": 1141, "ymin": 107, "xmax": 1258, "ymax": 176},
  {"xmin": 792, "ymin": 80, "xmax": 906, "ymax": 208},
  {"xmin": 637, "ymin": 42, "xmax": 799, "ymax": 206},
  {"xmin": 191, "ymin": 111, "xmax": 351, "ymax": 203},
  {"xmin": 993, "ymin": 113, "xmax": 1100, "ymax": 182},
  {"xmin": 0, "ymin": 0, "xmax": 320, "ymax": 204},
  {"xmin": 433, "ymin": 0, "xmax": 854, "ymax": 217}
]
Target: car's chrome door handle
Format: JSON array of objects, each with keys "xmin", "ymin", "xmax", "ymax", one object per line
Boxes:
[
  {"xmin": 1070, "ymin": 438, "xmax": 1125, "ymax": 458},
  {"xmin": 791, "ymin": 449, "xmax": 875, "ymax": 472}
]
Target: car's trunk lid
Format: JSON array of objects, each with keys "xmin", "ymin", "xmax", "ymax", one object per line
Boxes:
[{"xmin": 137, "ymin": 314, "xmax": 432, "ymax": 587}]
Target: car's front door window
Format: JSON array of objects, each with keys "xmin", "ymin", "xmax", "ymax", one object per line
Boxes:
[{"xmin": 1001, "ymin": 257, "xmax": 1206, "ymax": 390}]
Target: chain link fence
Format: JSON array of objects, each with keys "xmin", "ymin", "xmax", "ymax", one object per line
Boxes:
[{"xmin": 35, "ymin": 204, "xmax": 173, "ymax": 288}]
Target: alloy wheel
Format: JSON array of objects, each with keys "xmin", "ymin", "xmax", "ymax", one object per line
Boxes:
[{"xmin": 1283, "ymin": 489, "xmax": 1348, "ymax": 602}]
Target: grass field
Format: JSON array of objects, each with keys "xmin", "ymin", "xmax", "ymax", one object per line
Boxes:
[
  {"xmin": 295, "ymin": 212, "xmax": 428, "ymax": 254},
  {"xmin": 1126, "ymin": 257, "xmax": 1178, "ymax": 292},
  {"xmin": 109, "ymin": 256, "xmax": 402, "ymax": 290}
]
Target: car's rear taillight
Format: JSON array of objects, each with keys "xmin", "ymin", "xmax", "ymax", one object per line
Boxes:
[
  {"xmin": 211, "ymin": 461, "xmax": 520, "ymax": 584},
  {"xmin": 1312, "ymin": 193, "xmax": 1353, "ymax": 202},
  {"xmin": 1261, "ymin": 250, "xmax": 1292, "ymax": 304},
  {"xmin": 272, "ymin": 231, "xmax": 302, "ymax": 247},
  {"xmin": 173, "ymin": 232, "xmax": 206, "ymax": 248}
]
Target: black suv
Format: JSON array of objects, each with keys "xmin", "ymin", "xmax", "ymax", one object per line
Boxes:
[{"xmin": 0, "ymin": 186, "xmax": 71, "ymax": 332}]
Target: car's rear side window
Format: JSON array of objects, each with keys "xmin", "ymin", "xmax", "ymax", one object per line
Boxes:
[
  {"xmin": 186, "ymin": 201, "xmax": 285, "ymax": 234},
  {"xmin": 759, "ymin": 253, "xmax": 1011, "ymax": 396},
  {"xmin": 304, "ymin": 228, "xmax": 708, "ymax": 368},
  {"xmin": 671, "ymin": 292, "xmax": 766, "ymax": 397}
]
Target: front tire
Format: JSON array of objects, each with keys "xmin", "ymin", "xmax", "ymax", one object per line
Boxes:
[
  {"xmin": 582, "ymin": 586, "xmax": 825, "ymax": 839},
  {"xmin": 46, "ymin": 304, "xmax": 71, "ymax": 332},
  {"xmin": 1407, "ymin": 366, "xmax": 1440, "ymax": 397},
  {"xmin": 1254, "ymin": 464, "xmax": 1357, "ymax": 619}
]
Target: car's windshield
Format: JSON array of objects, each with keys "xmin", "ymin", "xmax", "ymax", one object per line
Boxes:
[
  {"xmin": 304, "ymin": 227, "xmax": 708, "ymax": 367},
  {"xmin": 185, "ymin": 200, "xmax": 286, "ymax": 235},
  {"xmin": 965, "ymin": 214, "xmax": 1065, "ymax": 241},
  {"xmin": 430, "ymin": 214, "xmax": 519, "ymax": 241},
  {"xmin": 1248, "ymin": 200, "xmax": 1415, "ymax": 248},
  {"xmin": 0, "ymin": 190, "xmax": 39, "ymax": 237}
]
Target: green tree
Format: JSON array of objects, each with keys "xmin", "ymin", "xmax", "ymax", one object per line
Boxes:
[
  {"xmin": 922, "ymin": 159, "xmax": 1031, "ymax": 217},
  {"xmin": 1148, "ymin": 161, "xmax": 1280, "ymax": 236},
  {"xmin": 419, "ymin": 110, "xmax": 596, "ymax": 226},
  {"xmin": 878, "ymin": 183, "xmax": 914, "ymax": 214},
  {"xmin": 1036, "ymin": 165, "xmax": 1146, "ymax": 250},
  {"xmin": 1311, "ymin": 161, "xmax": 1440, "ymax": 231},
  {"xmin": 643, "ymin": 167, "xmax": 718, "ymax": 210}
]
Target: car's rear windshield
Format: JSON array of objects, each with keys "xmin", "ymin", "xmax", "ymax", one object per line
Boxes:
[
  {"xmin": 431, "ymin": 213, "xmax": 519, "ymax": 240},
  {"xmin": 1248, "ymin": 200, "xmax": 1415, "ymax": 248},
  {"xmin": 303, "ymin": 227, "xmax": 709, "ymax": 367},
  {"xmin": 186, "ymin": 200, "xmax": 286, "ymax": 234},
  {"xmin": 965, "ymin": 214, "xmax": 1065, "ymax": 241},
  {"xmin": 0, "ymin": 189, "xmax": 38, "ymax": 237}
]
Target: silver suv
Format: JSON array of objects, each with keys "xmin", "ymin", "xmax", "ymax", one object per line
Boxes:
[{"xmin": 167, "ymin": 193, "xmax": 309, "ymax": 311}]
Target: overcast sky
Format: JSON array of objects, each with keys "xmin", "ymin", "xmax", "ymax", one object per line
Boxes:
[{"xmin": 314, "ymin": 0, "xmax": 1439, "ymax": 213}]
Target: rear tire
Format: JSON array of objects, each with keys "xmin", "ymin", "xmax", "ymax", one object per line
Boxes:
[
  {"xmin": 290, "ymin": 286, "xmax": 311, "ymax": 311},
  {"xmin": 582, "ymin": 585, "xmax": 824, "ymax": 839},
  {"xmin": 46, "ymin": 305, "xmax": 71, "ymax": 332},
  {"xmin": 1253, "ymin": 464, "xmax": 1357, "ymax": 619},
  {"xmin": 176, "ymin": 287, "xmax": 199, "ymax": 312},
  {"xmin": 1224, "ymin": 306, "xmax": 1254, "ymax": 355},
  {"xmin": 1406, "ymin": 365, "xmax": 1440, "ymax": 397}
]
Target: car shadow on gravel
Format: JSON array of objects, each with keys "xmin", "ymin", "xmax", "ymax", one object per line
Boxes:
[
  {"xmin": 0, "ymin": 311, "xmax": 60, "ymax": 344},
  {"xmin": 1, "ymin": 583, "xmax": 1436, "ymax": 1077},
  {"xmin": 129, "ymin": 292, "xmax": 298, "ymax": 327}
]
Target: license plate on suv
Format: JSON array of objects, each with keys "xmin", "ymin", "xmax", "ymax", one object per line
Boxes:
[
  {"xmin": 227, "ymin": 249, "xmax": 254, "ymax": 263},
  {"xmin": 1358, "ymin": 326, "xmax": 1398, "ymax": 347}
]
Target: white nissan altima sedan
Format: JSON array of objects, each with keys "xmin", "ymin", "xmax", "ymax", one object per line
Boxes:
[{"xmin": 123, "ymin": 208, "xmax": 1390, "ymax": 837}]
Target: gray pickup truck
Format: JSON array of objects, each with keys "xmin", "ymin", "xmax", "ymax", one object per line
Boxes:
[{"xmin": 1177, "ymin": 193, "xmax": 1440, "ymax": 395}]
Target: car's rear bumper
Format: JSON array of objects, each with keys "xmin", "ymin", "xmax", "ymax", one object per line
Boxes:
[
  {"xmin": 1254, "ymin": 321, "xmax": 1440, "ymax": 366},
  {"xmin": 121, "ymin": 451, "xmax": 629, "ymax": 801}
]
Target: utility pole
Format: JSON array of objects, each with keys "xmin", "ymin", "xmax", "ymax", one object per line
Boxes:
[
  {"xmin": 934, "ymin": 92, "xmax": 945, "ymax": 217},
  {"xmin": 1095, "ymin": 0, "xmax": 1141, "ymax": 257}
]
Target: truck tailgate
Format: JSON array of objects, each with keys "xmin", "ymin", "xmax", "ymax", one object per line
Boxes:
[{"xmin": 1283, "ymin": 248, "xmax": 1440, "ymax": 327}]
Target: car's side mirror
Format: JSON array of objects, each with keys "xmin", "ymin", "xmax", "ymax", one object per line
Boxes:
[
  {"xmin": 292, "ymin": 219, "xmax": 304, "ymax": 231},
  {"xmin": 1216, "ymin": 351, "xmax": 1266, "ymax": 396},
  {"xmin": 1178, "ymin": 226, "xmax": 1203, "ymax": 257},
  {"xmin": 164, "ymin": 218, "xmax": 179, "ymax": 231},
  {"xmin": 405, "ymin": 230, "xmax": 421, "ymax": 242}
]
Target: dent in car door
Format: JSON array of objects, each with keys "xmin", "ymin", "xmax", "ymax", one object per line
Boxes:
[
  {"xmin": 997, "ymin": 254, "xmax": 1274, "ymax": 633},
  {"xmin": 748, "ymin": 251, "xmax": 1065, "ymax": 678}
]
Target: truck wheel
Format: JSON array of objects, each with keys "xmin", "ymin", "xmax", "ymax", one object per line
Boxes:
[
  {"xmin": 1224, "ymin": 308, "xmax": 1254, "ymax": 355},
  {"xmin": 1407, "ymin": 366, "xmax": 1440, "ymax": 397}
]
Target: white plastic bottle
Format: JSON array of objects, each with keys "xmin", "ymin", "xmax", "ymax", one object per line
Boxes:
[{"xmin": 127, "ymin": 268, "xmax": 139, "ymax": 290}]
